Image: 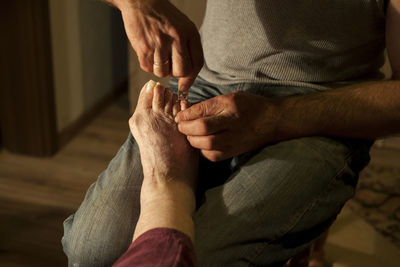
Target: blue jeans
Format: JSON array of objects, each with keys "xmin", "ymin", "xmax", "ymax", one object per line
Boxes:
[{"xmin": 62, "ymin": 77, "xmax": 372, "ymax": 266}]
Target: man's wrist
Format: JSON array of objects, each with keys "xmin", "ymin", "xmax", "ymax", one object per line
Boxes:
[
  {"xmin": 256, "ymin": 97, "xmax": 290, "ymax": 143},
  {"xmin": 261, "ymin": 95, "xmax": 316, "ymax": 142}
]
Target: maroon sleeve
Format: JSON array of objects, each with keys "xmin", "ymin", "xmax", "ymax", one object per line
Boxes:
[{"xmin": 113, "ymin": 228, "xmax": 197, "ymax": 267}]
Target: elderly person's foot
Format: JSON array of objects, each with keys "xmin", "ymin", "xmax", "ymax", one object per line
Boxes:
[
  {"xmin": 129, "ymin": 80, "xmax": 198, "ymax": 188},
  {"xmin": 129, "ymin": 80, "xmax": 198, "ymax": 240}
]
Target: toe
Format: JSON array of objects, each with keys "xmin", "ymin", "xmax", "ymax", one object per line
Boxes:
[
  {"xmin": 137, "ymin": 80, "xmax": 156, "ymax": 109},
  {"xmin": 180, "ymin": 100, "xmax": 190, "ymax": 111},
  {"xmin": 152, "ymin": 82, "xmax": 165, "ymax": 112},
  {"xmin": 172, "ymin": 96, "xmax": 181, "ymax": 117},
  {"xmin": 164, "ymin": 88, "xmax": 174, "ymax": 115}
]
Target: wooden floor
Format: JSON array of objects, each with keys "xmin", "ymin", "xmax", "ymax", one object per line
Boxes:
[
  {"xmin": 0, "ymin": 99, "xmax": 131, "ymax": 267},
  {"xmin": 0, "ymin": 96, "xmax": 399, "ymax": 267}
]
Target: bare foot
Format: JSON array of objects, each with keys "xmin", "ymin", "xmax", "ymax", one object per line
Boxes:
[
  {"xmin": 129, "ymin": 80, "xmax": 198, "ymax": 201},
  {"xmin": 129, "ymin": 81, "xmax": 199, "ymax": 241}
]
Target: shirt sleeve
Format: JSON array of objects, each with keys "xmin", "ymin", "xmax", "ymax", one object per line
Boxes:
[{"xmin": 113, "ymin": 228, "xmax": 197, "ymax": 267}]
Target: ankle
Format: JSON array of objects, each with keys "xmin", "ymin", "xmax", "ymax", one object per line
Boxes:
[{"xmin": 140, "ymin": 180, "xmax": 196, "ymax": 214}]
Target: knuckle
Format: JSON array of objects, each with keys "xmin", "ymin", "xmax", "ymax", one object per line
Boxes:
[
  {"xmin": 197, "ymin": 105, "xmax": 207, "ymax": 118},
  {"xmin": 169, "ymin": 28, "xmax": 179, "ymax": 38},
  {"xmin": 187, "ymin": 136, "xmax": 196, "ymax": 147},
  {"xmin": 226, "ymin": 92, "xmax": 236, "ymax": 102},
  {"xmin": 174, "ymin": 69, "xmax": 190, "ymax": 78},
  {"xmin": 138, "ymin": 60, "xmax": 153, "ymax": 73},
  {"xmin": 156, "ymin": 72, "xmax": 168, "ymax": 78},
  {"xmin": 198, "ymin": 121, "xmax": 209, "ymax": 134},
  {"xmin": 224, "ymin": 92, "xmax": 240, "ymax": 107},
  {"xmin": 203, "ymin": 151, "xmax": 222, "ymax": 162},
  {"xmin": 138, "ymin": 43, "xmax": 153, "ymax": 56},
  {"xmin": 153, "ymin": 67, "xmax": 169, "ymax": 77},
  {"xmin": 140, "ymin": 62, "xmax": 152, "ymax": 73},
  {"xmin": 169, "ymin": 29, "xmax": 187, "ymax": 46},
  {"xmin": 211, "ymin": 156, "xmax": 221, "ymax": 162},
  {"xmin": 172, "ymin": 32, "xmax": 184, "ymax": 45},
  {"xmin": 154, "ymin": 35, "xmax": 163, "ymax": 47},
  {"xmin": 171, "ymin": 67, "xmax": 182, "ymax": 78},
  {"xmin": 138, "ymin": 53, "xmax": 150, "ymax": 63},
  {"xmin": 205, "ymin": 136, "xmax": 216, "ymax": 150}
]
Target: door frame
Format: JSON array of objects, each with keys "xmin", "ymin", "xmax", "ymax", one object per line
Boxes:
[{"xmin": 0, "ymin": 0, "xmax": 57, "ymax": 156}]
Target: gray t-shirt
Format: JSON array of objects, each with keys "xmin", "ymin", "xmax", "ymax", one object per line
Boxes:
[{"xmin": 199, "ymin": 0, "xmax": 387, "ymax": 90}]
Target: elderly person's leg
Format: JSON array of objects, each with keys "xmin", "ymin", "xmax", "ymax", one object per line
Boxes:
[
  {"xmin": 114, "ymin": 81, "xmax": 198, "ymax": 266},
  {"xmin": 129, "ymin": 80, "xmax": 198, "ymax": 242},
  {"xmin": 61, "ymin": 78, "xmax": 224, "ymax": 267},
  {"xmin": 193, "ymin": 137, "xmax": 371, "ymax": 267}
]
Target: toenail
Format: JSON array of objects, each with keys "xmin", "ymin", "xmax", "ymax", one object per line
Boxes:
[{"xmin": 146, "ymin": 80, "xmax": 156, "ymax": 91}]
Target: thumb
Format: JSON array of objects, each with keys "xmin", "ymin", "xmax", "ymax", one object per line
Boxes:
[{"xmin": 175, "ymin": 98, "xmax": 220, "ymax": 122}]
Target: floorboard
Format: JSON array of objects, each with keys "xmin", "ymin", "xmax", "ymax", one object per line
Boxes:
[{"xmin": 0, "ymin": 100, "xmax": 130, "ymax": 267}]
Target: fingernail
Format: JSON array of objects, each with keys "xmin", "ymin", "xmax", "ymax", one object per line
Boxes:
[
  {"xmin": 174, "ymin": 115, "xmax": 179, "ymax": 123},
  {"xmin": 146, "ymin": 80, "xmax": 156, "ymax": 91}
]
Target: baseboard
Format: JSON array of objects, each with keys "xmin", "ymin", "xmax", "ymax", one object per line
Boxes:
[{"xmin": 58, "ymin": 80, "xmax": 128, "ymax": 149}]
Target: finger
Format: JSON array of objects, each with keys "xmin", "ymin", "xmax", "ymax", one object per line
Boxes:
[
  {"xmin": 188, "ymin": 32, "xmax": 204, "ymax": 75},
  {"xmin": 137, "ymin": 80, "xmax": 157, "ymax": 109},
  {"xmin": 171, "ymin": 39, "xmax": 191, "ymax": 78},
  {"xmin": 187, "ymin": 134, "xmax": 228, "ymax": 150},
  {"xmin": 200, "ymin": 150, "xmax": 227, "ymax": 162},
  {"xmin": 177, "ymin": 116, "xmax": 228, "ymax": 136},
  {"xmin": 153, "ymin": 47, "xmax": 170, "ymax": 78},
  {"xmin": 178, "ymin": 76, "xmax": 196, "ymax": 93},
  {"xmin": 178, "ymin": 34, "xmax": 204, "ymax": 92},
  {"xmin": 164, "ymin": 88, "xmax": 174, "ymax": 114},
  {"xmin": 137, "ymin": 50, "xmax": 154, "ymax": 73},
  {"xmin": 175, "ymin": 98, "xmax": 221, "ymax": 122},
  {"xmin": 152, "ymin": 82, "xmax": 165, "ymax": 112}
]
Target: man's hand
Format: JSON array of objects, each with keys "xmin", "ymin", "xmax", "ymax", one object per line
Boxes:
[
  {"xmin": 175, "ymin": 92, "xmax": 280, "ymax": 162},
  {"xmin": 115, "ymin": 0, "xmax": 204, "ymax": 91}
]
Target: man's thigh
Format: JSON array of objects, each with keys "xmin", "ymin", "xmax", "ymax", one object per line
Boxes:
[
  {"xmin": 193, "ymin": 137, "xmax": 371, "ymax": 267},
  {"xmin": 62, "ymin": 134, "xmax": 144, "ymax": 266}
]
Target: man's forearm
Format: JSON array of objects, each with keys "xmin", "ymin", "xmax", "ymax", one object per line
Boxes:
[{"xmin": 274, "ymin": 79, "xmax": 400, "ymax": 141}]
